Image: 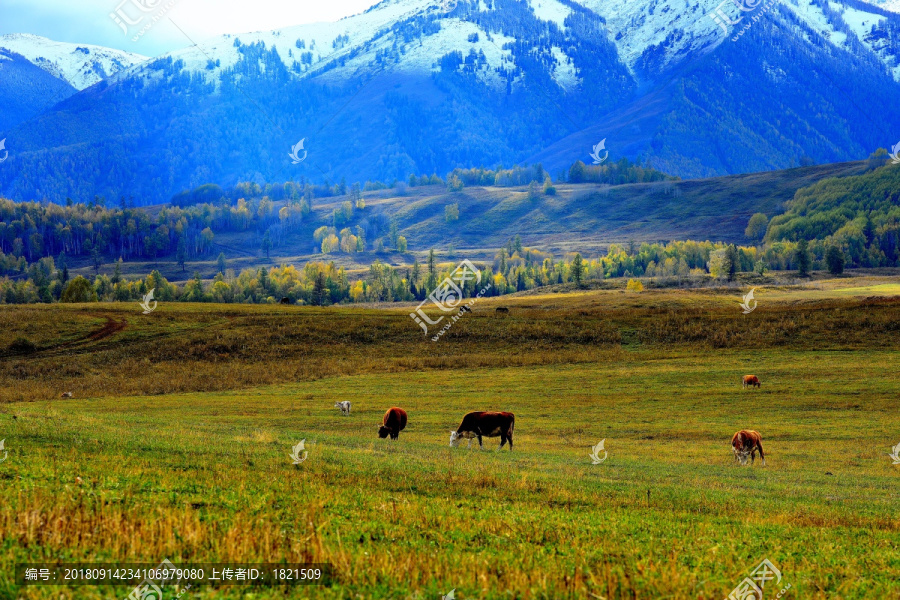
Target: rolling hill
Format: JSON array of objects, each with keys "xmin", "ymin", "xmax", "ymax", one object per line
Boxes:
[{"xmin": 37, "ymin": 158, "xmax": 871, "ymax": 283}]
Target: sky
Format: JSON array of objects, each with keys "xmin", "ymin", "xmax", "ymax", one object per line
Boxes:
[{"xmin": 0, "ymin": 0, "xmax": 383, "ymax": 57}]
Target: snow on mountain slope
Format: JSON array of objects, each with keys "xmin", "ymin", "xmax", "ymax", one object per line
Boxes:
[
  {"xmin": 784, "ymin": 0, "xmax": 900, "ymax": 79},
  {"xmin": 157, "ymin": 0, "xmax": 518, "ymax": 90},
  {"xmin": 530, "ymin": 0, "xmax": 574, "ymax": 26},
  {"xmin": 860, "ymin": 0, "xmax": 900, "ymax": 12},
  {"xmin": 578, "ymin": 0, "xmax": 726, "ymax": 73},
  {"xmin": 0, "ymin": 34, "xmax": 148, "ymax": 90},
  {"xmin": 162, "ymin": 0, "xmax": 433, "ymax": 75}
]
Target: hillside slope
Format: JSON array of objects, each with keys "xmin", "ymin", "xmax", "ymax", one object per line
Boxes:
[
  {"xmin": 158, "ymin": 159, "xmax": 873, "ymax": 275},
  {"xmin": 327, "ymin": 161, "xmax": 871, "ymax": 254},
  {"xmin": 0, "ymin": 52, "xmax": 74, "ymax": 132}
]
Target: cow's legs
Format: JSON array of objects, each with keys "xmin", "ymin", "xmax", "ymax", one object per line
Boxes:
[
  {"xmin": 498, "ymin": 435, "xmax": 507, "ymax": 450},
  {"xmin": 466, "ymin": 438, "xmax": 472, "ymax": 449},
  {"xmin": 477, "ymin": 434, "xmax": 483, "ymax": 448}
]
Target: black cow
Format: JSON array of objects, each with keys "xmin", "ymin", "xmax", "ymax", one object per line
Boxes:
[{"xmin": 450, "ymin": 411, "xmax": 515, "ymax": 451}]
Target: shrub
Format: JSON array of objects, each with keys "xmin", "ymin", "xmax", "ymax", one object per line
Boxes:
[
  {"xmin": 626, "ymin": 278, "xmax": 644, "ymax": 292},
  {"xmin": 9, "ymin": 337, "xmax": 36, "ymax": 354},
  {"xmin": 542, "ymin": 177, "xmax": 557, "ymax": 196}
]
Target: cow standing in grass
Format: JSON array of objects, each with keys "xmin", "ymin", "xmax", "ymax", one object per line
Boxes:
[
  {"xmin": 334, "ymin": 401, "xmax": 351, "ymax": 416},
  {"xmin": 732, "ymin": 429, "xmax": 765, "ymax": 465},
  {"xmin": 378, "ymin": 407, "xmax": 407, "ymax": 440},
  {"xmin": 450, "ymin": 411, "xmax": 515, "ymax": 451},
  {"xmin": 742, "ymin": 375, "xmax": 761, "ymax": 388}
]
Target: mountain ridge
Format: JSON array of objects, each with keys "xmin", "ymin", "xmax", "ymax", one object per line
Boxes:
[{"xmin": 0, "ymin": 0, "xmax": 898, "ymax": 204}]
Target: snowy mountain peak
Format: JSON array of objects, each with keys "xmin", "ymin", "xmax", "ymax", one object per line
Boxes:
[{"xmin": 0, "ymin": 33, "xmax": 148, "ymax": 90}]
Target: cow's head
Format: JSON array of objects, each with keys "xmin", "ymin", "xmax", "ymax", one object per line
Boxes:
[
  {"xmin": 449, "ymin": 430, "xmax": 461, "ymax": 447},
  {"xmin": 732, "ymin": 435, "xmax": 745, "ymax": 459},
  {"xmin": 377, "ymin": 425, "xmax": 391, "ymax": 439}
]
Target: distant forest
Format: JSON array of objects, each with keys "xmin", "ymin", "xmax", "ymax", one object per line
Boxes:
[
  {"xmin": 0, "ymin": 157, "xmax": 672, "ymax": 267},
  {"xmin": 0, "ymin": 160, "xmax": 898, "ymax": 305}
]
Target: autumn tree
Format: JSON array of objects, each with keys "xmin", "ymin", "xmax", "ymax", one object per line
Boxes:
[
  {"xmin": 61, "ymin": 276, "xmax": 97, "ymax": 303},
  {"xmin": 745, "ymin": 213, "xmax": 768, "ymax": 242}
]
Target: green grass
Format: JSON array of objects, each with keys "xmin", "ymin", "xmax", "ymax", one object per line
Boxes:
[{"xmin": 1, "ymin": 282, "xmax": 900, "ymax": 599}]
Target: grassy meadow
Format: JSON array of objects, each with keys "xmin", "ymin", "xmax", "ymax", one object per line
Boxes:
[{"xmin": 1, "ymin": 275, "xmax": 899, "ymax": 599}]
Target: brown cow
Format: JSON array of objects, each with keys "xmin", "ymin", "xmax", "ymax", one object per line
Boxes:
[
  {"xmin": 450, "ymin": 411, "xmax": 515, "ymax": 451},
  {"xmin": 732, "ymin": 430, "xmax": 765, "ymax": 465},
  {"xmin": 378, "ymin": 407, "xmax": 407, "ymax": 440},
  {"xmin": 742, "ymin": 375, "xmax": 761, "ymax": 389}
]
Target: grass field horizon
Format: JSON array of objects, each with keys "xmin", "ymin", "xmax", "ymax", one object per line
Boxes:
[{"xmin": 1, "ymin": 277, "xmax": 899, "ymax": 598}]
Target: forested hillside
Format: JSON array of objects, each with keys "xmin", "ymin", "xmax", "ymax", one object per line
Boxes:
[
  {"xmin": 0, "ymin": 157, "xmax": 891, "ymax": 306},
  {"xmin": 766, "ymin": 157, "xmax": 900, "ymax": 267},
  {"xmin": 0, "ymin": 159, "xmax": 870, "ymax": 276}
]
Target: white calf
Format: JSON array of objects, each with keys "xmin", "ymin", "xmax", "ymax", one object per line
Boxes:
[{"xmin": 334, "ymin": 401, "xmax": 351, "ymax": 416}]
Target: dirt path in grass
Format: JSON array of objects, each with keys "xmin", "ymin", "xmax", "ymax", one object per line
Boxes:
[{"xmin": 85, "ymin": 317, "xmax": 128, "ymax": 342}]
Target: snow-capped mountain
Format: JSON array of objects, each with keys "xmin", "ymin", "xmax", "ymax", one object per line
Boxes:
[
  {"xmin": 0, "ymin": 34, "xmax": 148, "ymax": 90},
  {"xmin": 1, "ymin": 0, "xmax": 899, "ymax": 204}
]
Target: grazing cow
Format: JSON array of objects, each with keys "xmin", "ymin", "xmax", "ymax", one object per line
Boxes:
[
  {"xmin": 378, "ymin": 407, "xmax": 408, "ymax": 440},
  {"xmin": 280, "ymin": 297, "xmax": 291, "ymax": 305},
  {"xmin": 459, "ymin": 305, "xmax": 472, "ymax": 313},
  {"xmin": 450, "ymin": 411, "xmax": 515, "ymax": 451},
  {"xmin": 60, "ymin": 392, "xmax": 73, "ymax": 398},
  {"xmin": 496, "ymin": 307, "xmax": 509, "ymax": 314},
  {"xmin": 742, "ymin": 375, "xmax": 761, "ymax": 389},
  {"xmin": 334, "ymin": 401, "xmax": 351, "ymax": 416},
  {"xmin": 732, "ymin": 429, "xmax": 765, "ymax": 465}
]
